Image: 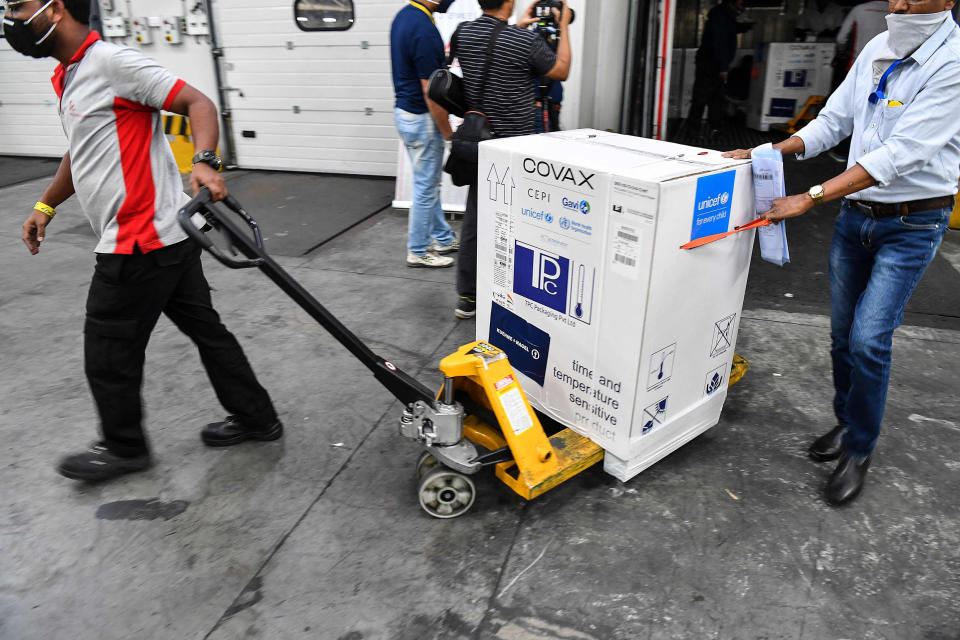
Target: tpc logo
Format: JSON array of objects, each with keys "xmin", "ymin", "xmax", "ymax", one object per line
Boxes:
[
  {"xmin": 561, "ymin": 197, "xmax": 591, "ymax": 215},
  {"xmin": 513, "ymin": 241, "xmax": 570, "ymax": 313}
]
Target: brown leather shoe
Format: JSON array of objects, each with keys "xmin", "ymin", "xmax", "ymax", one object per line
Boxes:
[{"xmin": 808, "ymin": 424, "xmax": 847, "ymax": 462}]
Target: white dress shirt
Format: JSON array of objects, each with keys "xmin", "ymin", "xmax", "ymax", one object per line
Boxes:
[{"xmin": 796, "ymin": 16, "xmax": 960, "ymax": 202}]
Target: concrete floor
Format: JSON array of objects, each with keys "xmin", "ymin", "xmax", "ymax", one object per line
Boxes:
[{"xmin": 1, "ymin": 156, "xmax": 959, "ymax": 640}]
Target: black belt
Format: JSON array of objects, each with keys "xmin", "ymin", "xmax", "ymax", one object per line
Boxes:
[{"xmin": 845, "ymin": 195, "xmax": 956, "ymax": 218}]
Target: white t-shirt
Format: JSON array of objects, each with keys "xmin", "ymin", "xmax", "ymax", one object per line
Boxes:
[
  {"xmin": 797, "ymin": 0, "xmax": 846, "ymax": 33},
  {"xmin": 53, "ymin": 31, "xmax": 190, "ymax": 254},
  {"xmin": 837, "ymin": 1, "xmax": 890, "ymax": 60}
]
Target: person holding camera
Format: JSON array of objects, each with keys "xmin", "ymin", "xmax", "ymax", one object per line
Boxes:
[
  {"xmin": 450, "ymin": 0, "xmax": 572, "ymax": 319},
  {"xmin": 390, "ymin": 0, "xmax": 459, "ymax": 269}
]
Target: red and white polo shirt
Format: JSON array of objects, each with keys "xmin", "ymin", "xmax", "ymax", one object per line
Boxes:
[{"xmin": 53, "ymin": 31, "xmax": 190, "ymax": 254}]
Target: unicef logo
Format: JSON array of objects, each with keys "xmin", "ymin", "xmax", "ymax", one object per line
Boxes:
[
  {"xmin": 559, "ymin": 217, "xmax": 570, "ymax": 230},
  {"xmin": 579, "ymin": 200, "xmax": 591, "ymax": 215},
  {"xmin": 720, "ymin": 192, "xmax": 730, "ymax": 205},
  {"xmin": 545, "ymin": 212, "xmax": 554, "ymax": 223}
]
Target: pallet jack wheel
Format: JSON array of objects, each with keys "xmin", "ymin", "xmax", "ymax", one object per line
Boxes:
[
  {"xmin": 417, "ymin": 466, "xmax": 476, "ymax": 519},
  {"xmin": 415, "ymin": 451, "xmax": 439, "ymax": 481}
]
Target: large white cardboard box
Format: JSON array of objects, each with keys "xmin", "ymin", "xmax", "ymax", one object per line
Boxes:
[
  {"xmin": 747, "ymin": 42, "xmax": 835, "ymax": 132},
  {"xmin": 476, "ymin": 130, "xmax": 755, "ymax": 481}
]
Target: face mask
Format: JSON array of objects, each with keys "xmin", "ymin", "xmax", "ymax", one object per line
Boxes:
[
  {"xmin": 423, "ymin": 0, "xmax": 456, "ymax": 12},
  {"xmin": 885, "ymin": 10, "xmax": 950, "ymax": 59},
  {"xmin": 2, "ymin": 0, "xmax": 58, "ymax": 59}
]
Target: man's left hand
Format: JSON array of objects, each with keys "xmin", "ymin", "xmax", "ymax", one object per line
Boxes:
[
  {"xmin": 761, "ymin": 193, "xmax": 814, "ymax": 223},
  {"xmin": 517, "ymin": 0, "xmax": 540, "ymax": 27},
  {"xmin": 190, "ymin": 163, "xmax": 227, "ymax": 202}
]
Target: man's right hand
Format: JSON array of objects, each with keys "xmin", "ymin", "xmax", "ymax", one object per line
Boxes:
[
  {"xmin": 722, "ymin": 148, "xmax": 753, "ymax": 160},
  {"xmin": 23, "ymin": 210, "xmax": 52, "ymax": 255}
]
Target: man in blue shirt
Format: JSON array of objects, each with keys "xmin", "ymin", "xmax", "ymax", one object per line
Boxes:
[
  {"xmin": 726, "ymin": 0, "xmax": 959, "ymax": 506},
  {"xmin": 391, "ymin": 0, "xmax": 458, "ymax": 269}
]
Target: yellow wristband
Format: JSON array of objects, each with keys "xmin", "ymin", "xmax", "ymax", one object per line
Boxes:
[{"xmin": 34, "ymin": 202, "xmax": 56, "ymax": 218}]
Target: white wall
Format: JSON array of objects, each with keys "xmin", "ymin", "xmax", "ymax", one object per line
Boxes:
[
  {"xmin": 0, "ymin": 45, "xmax": 66, "ymax": 158},
  {"xmin": 0, "ymin": 0, "xmax": 221, "ymax": 159},
  {"xmin": 96, "ymin": 0, "xmax": 221, "ymax": 115}
]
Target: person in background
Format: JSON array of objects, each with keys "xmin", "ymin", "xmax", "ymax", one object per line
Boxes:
[
  {"xmin": 796, "ymin": 0, "xmax": 847, "ymax": 40},
  {"xmin": 724, "ymin": 0, "xmax": 960, "ymax": 506},
  {"xmin": 828, "ymin": 0, "xmax": 891, "ymax": 163},
  {"xmin": 450, "ymin": 0, "xmax": 572, "ymax": 319},
  {"xmin": 687, "ymin": 0, "xmax": 752, "ymax": 140},
  {"xmin": 390, "ymin": 0, "xmax": 459, "ymax": 269},
  {"xmin": 9, "ymin": 0, "xmax": 282, "ymax": 482},
  {"xmin": 534, "ymin": 79, "xmax": 564, "ymax": 133},
  {"xmin": 837, "ymin": 0, "xmax": 894, "ymax": 59}
]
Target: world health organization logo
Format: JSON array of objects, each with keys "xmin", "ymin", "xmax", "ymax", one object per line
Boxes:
[{"xmin": 559, "ymin": 217, "xmax": 570, "ymax": 230}]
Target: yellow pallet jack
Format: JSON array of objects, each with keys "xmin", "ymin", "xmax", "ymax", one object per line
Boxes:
[{"xmin": 179, "ymin": 190, "xmax": 748, "ymax": 518}]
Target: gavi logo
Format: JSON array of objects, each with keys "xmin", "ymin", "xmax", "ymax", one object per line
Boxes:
[
  {"xmin": 513, "ymin": 241, "xmax": 570, "ymax": 313},
  {"xmin": 561, "ymin": 197, "xmax": 591, "ymax": 214},
  {"xmin": 523, "ymin": 158, "xmax": 596, "ymax": 191}
]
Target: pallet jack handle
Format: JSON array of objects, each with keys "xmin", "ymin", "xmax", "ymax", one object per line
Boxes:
[
  {"xmin": 178, "ymin": 188, "xmax": 437, "ymax": 408},
  {"xmin": 179, "ymin": 189, "xmax": 266, "ymax": 269}
]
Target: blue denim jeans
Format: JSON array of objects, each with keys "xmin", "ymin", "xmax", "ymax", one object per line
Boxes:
[
  {"xmin": 394, "ymin": 108, "xmax": 455, "ymax": 256},
  {"xmin": 830, "ymin": 199, "xmax": 951, "ymax": 456}
]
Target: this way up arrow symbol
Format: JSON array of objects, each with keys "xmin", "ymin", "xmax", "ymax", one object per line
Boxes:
[{"xmin": 487, "ymin": 164, "xmax": 501, "ymax": 201}]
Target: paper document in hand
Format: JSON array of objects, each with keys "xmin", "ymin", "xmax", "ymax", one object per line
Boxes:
[{"xmin": 751, "ymin": 143, "xmax": 790, "ymax": 267}]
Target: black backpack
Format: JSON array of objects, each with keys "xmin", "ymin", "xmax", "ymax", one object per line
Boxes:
[{"xmin": 442, "ymin": 21, "xmax": 508, "ymax": 187}]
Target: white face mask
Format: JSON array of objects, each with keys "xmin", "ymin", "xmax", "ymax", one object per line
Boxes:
[{"xmin": 885, "ymin": 10, "xmax": 951, "ymax": 58}]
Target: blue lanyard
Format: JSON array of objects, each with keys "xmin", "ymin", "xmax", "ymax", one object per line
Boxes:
[{"xmin": 869, "ymin": 59, "xmax": 906, "ymax": 104}]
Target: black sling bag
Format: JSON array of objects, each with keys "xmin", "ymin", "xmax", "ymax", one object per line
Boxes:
[{"xmin": 442, "ymin": 20, "xmax": 508, "ymax": 187}]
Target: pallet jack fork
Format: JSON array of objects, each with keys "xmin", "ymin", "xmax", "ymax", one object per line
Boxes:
[{"xmin": 179, "ymin": 190, "xmax": 748, "ymax": 518}]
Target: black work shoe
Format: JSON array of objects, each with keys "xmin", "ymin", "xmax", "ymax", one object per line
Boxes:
[
  {"xmin": 201, "ymin": 415, "xmax": 284, "ymax": 447},
  {"xmin": 57, "ymin": 443, "xmax": 152, "ymax": 482},
  {"xmin": 808, "ymin": 424, "xmax": 847, "ymax": 462},
  {"xmin": 825, "ymin": 453, "xmax": 871, "ymax": 506},
  {"xmin": 455, "ymin": 296, "xmax": 476, "ymax": 319}
]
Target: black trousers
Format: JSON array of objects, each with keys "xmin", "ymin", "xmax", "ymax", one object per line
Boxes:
[
  {"xmin": 688, "ymin": 60, "xmax": 726, "ymax": 130},
  {"xmin": 456, "ymin": 181, "xmax": 478, "ymax": 299},
  {"xmin": 84, "ymin": 240, "xmax": 277, "ymax": 456}
]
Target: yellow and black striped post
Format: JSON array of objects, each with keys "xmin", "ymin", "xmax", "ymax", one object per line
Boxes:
[{"xmin": 162, "ymin": 114, "xmax": 221, "ymax": 175}]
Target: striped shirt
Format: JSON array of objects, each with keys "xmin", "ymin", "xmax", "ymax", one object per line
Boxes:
[
  {"xmin": 52, "ymin": 31, "xmax": 189, "ymax": 254},
  {"xmin": 453, "ymin": 15, "xmax": 556, "ymax": 138}
]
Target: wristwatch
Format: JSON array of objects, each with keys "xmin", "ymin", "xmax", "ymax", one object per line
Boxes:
[
  {"xmin": 808, "ymin": 184, "xmax": 825, "ymax": 204},
  {"xmin": 192, "ymin": 150, "xmax": 222, "ymax": 171}
]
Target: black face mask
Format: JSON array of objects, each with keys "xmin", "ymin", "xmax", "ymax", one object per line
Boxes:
[
  {"xmin": 423, "ymin": 0, "xmax": 455, "ymax": 13},
  {"xmin": 2, "ymin": 0, "xmax": 58, "ymax": 59}
]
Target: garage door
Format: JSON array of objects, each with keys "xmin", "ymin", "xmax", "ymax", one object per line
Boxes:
[
  {"xmin": 0, "ymin": 42, "xmax": 67, "ymax": 158},
  {"xmin": 212, "ymin": 0, "xmax": 398, "ymax": 176}
]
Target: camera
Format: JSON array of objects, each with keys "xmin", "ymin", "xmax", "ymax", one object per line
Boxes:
[{"xmin": 530, "ymin": 0, "xmax": 575, "ymax": 49}]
